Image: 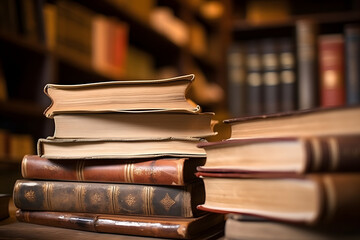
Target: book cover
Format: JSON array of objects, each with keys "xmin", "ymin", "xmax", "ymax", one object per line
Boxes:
[
  {"xmin": 319, "ymin": 34, "xmax": 345, "ymax": 107},
  {"xmin": 13, "ymin": 179, "xmax": 205, "ymax": 217},
  {"xmin": 345, "ymin": 24, "xmax": 360, "ymax": 105},
  {"xmin": 22, "ymin": 155, "xmax": 206, "ymax": 185},
  {"xmin": 296, "ymin": 19, "xmax": 318, "ymax": 110},
  {"xmin": 16, "ymin": 210, "xmax": 224, "ymax": 239}
]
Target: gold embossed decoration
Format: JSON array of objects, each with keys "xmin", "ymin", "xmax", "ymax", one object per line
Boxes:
[
  {"xmin": 25, "ymin": 190, "xmax": 36, "ymax": 202},
  {"xmin": 90, "ymin": 193, "xmax": 102, "ymax": 204},
  {"xmin": 160, "ymin": 193, "xmax": 175, "ymax": 211},
  {"xmin": 125, "ymin": 194, "xmax": 136, "ymax": 206}
]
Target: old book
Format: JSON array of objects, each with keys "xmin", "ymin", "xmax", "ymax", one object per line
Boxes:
[
  {"xmin": 43, "ymin": 74, "xmax": 199, "ymax": 118},
  {"xmin": 13, "ymin": 179, "xmax": 205, "ymax": 217},
  {"xmin": 345, "ymin": 24, "xmax": 360, "ymax": 105},
  {"xmin": 225, "ymin": 214, "xmax": 360, "ymax": 240},
  {"xmin": 16, "ymin": 210, "xmax": 224, "ymax": 239},
  {"xmin": 37, "ymin": 138, "xmax": 206, "ymax": 159},
  {"xmin": 52, "ymin": 112, "xmax": 215, "ymax": 139},
  {"xmin": 261, "ymin": 38, "xmax": 280, "ymax": 114},
  {"xmin": 245, "ymin": 40, "xmax": 263, "ymax": 116},
  {"xmin": 197, "ymin": 173, "xmax": 360, "ymax": 225},
  {"xmin": 225, "ymin": 106, "xmax": 360, "ymax": 139},
  {"xmin": 279, "ymin": 38, "xmax": 296, "ymax": 112},
  {"xmin": 296, "ymin": 19, "xmax": 318, "ymax": 110},
  {"xmin": 197, "ymin": 135, "xmax": 360, "ymax": 174},
  {"xmin": 227, "ymin": 43, "xmax": 246, "ymax": 117},
  {"xmin": 319, "ymin": 34, "xmax": 345, "ymax": 107},
  {"xmin": 22, "ymin": 155, "xmax": 205, "ymax": 185}
]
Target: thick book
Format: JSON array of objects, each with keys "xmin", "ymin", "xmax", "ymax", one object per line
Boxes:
[
  {"xmin": 225, "ymin": 106, "xmax": 360, "ymax": 139},
  {"xmin": 261, "ymin": 38, "xmax": 280, "ymax": 114},
  {"xmin": 16, "ymin": 210, "xmax": 224, "ymax": 239},
  {"xmin": 196, "ymin": 173, "xmax": 360, "ymax": 225},
  {"xmin": 37, "ymin": 138, "xmax": 206, "ymax": 159},
  {"xmin": 227, "ymin": 44, "xmax": 246, "ymax": 117},
  {"xmin": 197, "ymin": 135, "xmax": 360, "ymax": 174},
  {"xmin": 22, "ymin": 155, "xmax": 206, "ymax": 185},
  {"xmin": 52, "ymin": 112, "xmax": 216, "ymax": 139},
  {"xmin": 345, "ymin": 24, "xmax": 360, "ymax": 105},
  {"xmin": 225, "ymin": 214, "xmax": 360, "ymax": 240},
  {"xmin": 319, "ymin": 34, "xmax": 345, "ymax": 107},
  {"xmin": 43, "ymin": 74, "xmax": 200, "ymax": 118},
  {"xmin": 296, "ymin": 19, "xmax": 318, "ymax": 110},
  {"xmin": 13, "ymin": 179, "xmax": 205, "ymax": 217}
]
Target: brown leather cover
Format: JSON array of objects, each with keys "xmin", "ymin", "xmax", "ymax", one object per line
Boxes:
[
  {"xmin": 16, "ymin": 210, "xmax": 224, "ymax": 239},
  {"xmin": 22, "ymin": 155, "xmax": 205, "ymax": 185},
  {"xmin": 13, "ymin": 179, "xmax": 205, "ymax": 217}
]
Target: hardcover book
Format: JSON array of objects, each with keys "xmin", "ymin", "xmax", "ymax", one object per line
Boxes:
[
  {"xmin": 52, "ymin": 112, "xmax": 216, "ymax": 139},
  {"xmin": 37, "ymin": 138, "xmax": 206, "ymax": 159},
  {"xmin": 22, "ymin": 155, "xmax": 206, "ymax": 185},
  {"xmin": 225, "ymin": 106, "xmax": 360, "ymax": 139},
  {"xmin": 16, "ymin": 210, "xmax": 224, "ymax": 239},
  {"xmin": 43, "ymin": 74, "xmax": 200, "ymax": 118},
  {"xmin": 197, "ymin": 173, "xmax": 360, "ymax": 225},
  {"xmin": 197, "ymin": 135, "xmax": 360, "ymax": 174},
  {"xmin": 13, "ymin": 179, "xmax": 205, "ymax": 217}
]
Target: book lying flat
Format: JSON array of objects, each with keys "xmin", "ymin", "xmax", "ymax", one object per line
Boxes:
[
  {"xmin": 37, "ymin": 138, "xmax": 206, "ymax": 159},
  {"xmin": 52, "ymin": 112, "xmax": 216, "ymax": 139},
  {"xmin": 22, "ymin": 155, "xmax": 206, "ymax": 185},
  {"xmin": 225, "ymin": 214, "xmax": 360, "ymax": 240},
  {"xmin": 44, "ymin": 74, "xmax": 200, "ymax": 118},
  {"xmin": 16, "ymin": 210, "xmax": 224, "ymax": 239},
  {"xmin": 196, "ymin": 173, "xmax": 360, "ymax": 225},
  {"xmin": 197, "ymin": 135, "xmax": 360, "ymax": 174},
  {"xmin": 14, "ymin": 179, "xmax": 205, "ymax": 217},
  {"xmin": 225, "ymin": 106, "xmax": 360, "ymax": 139}
]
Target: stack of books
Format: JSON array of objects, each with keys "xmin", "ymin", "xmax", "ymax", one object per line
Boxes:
[
  {"xmin": 13, "ymin": 74, "xmax": 224, "ymax": 239},
  {"xmin": 196, "ymin": 106, "xmax": 360, "ymax": 240}
]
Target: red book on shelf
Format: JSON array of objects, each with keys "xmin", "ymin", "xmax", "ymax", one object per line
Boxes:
[{"xmin": 319, "ymin": 34, "xmax": 345, "ymax": 107}]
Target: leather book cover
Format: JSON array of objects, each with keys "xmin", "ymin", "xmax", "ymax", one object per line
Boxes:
[
  {"xmin": 13, "ymin": 179, "xmax": 205, "ymax": 217},
  {"xmin": 16, "ymin": 210, "xmax": 224, "ymax": 239},
  {"xmin": 22, "ymin": 155, "xmax": 206, "ymax": 185},
  {"xmin": 319, "ymin": 34, "xmax": 345, "ymax": 107}
]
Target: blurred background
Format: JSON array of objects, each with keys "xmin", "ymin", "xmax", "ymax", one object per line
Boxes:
[{"xmin": 0, "ymin": 0, "xmax": 359, "ymax": 194}]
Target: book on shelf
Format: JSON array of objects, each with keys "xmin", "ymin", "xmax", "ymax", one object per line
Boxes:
[
  {"xmin": 225, "ymin": 106, "xmax": 360, "ymax": 140},
  {"xmin": 37, "ymin": 138, "xmax": 206, "ymax": 159},
  {"xmin": 43, "ymin": 74, "xmax": 200, "ymax": 118},
  {"xmin": 319, "ymin": 34, "xmax": 345, "ymax": 107},
  {"xmin": 197, "ymin": 173, "xmax": 360, "ymax": 225},
  {"xmin": 245, "ymin": 40, "xmax": 263, "ymax": 116},
  {"xmin": 51, "ymin": 112, "xmax": 216, "ymax": 139},
  {"xmin": 261, "ymin": 38, "xmax": 280, "ymax": 114},
  {"xmin": 22, "ymin": 155, "xmax": 206, "ymax": 186},
  {"xmin": 279, "ymin": 37, "xmax": 296, "ymax": 112},
  {"xmin": 197, "ymin": 135, "xmax": 360, "ymax": 174},
  {"xmin": 225, "ymin": 214, "xmax": 360, "ymax": 240},
  {"xmin": 14, "ymin": 179, "xmax": 205, "ymax": 217},
  {"xmin": 227, "ymin": 44, "xmax": 246, "ymax": 117},
  {"xmin": 345, "ymin": 24, "xmax": 360, "ymax": 105},
  {"xmin": 296, "ymin": 19, "xmax": 318, "ymax": 110},
  {"xmin": 16, "ymin": 210, "xmax": 224, "ymax": 239}
]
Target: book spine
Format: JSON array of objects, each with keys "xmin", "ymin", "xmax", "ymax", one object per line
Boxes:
[
  {"xmin": 261, "ymin": 38, "xmax": 280, "ymax": 114},
  {"xmin": 21, "ymin": 155, "xmax": 204, "ymax": 185},
  {"xmin": 304, "ymin": 135, "xmax": 360, "ymax": 172},
  {"xmin": 227, "ymin": 44, "xmax": 246, "ymax": 117},
  {"xmin": 13, "ymin": 179, "xmax": 204, "ymax": 217},
  {"xmin": 245, "ymin": 40, "xmax": 263, "ymax": 116},
  {"xmin": 345, "ymin": 24, "xmax": 360, "ymax": 105},
  {"xmin": 279, "ymin": 38, "xmax": 296, "ymax": 112},
  {"xmin": 319, "ymin": 34, "xmax": 345, "ymax": 107},
  {"xmin": 296, "ymin": 20, "xmax": 318, "ymax": 110}
]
